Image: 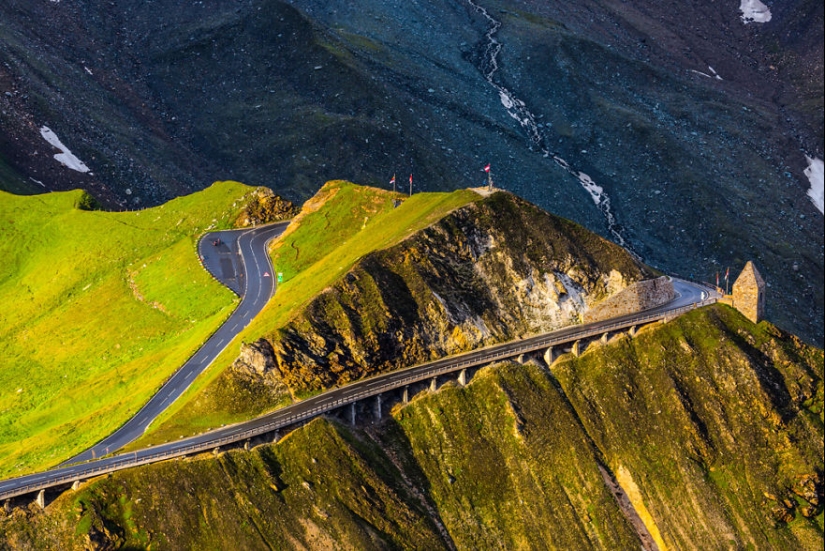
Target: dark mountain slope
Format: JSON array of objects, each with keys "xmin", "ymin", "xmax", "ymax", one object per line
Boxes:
[{"xmin": 0, "ymin": 0, "xmax": 821, "ymax": 344}]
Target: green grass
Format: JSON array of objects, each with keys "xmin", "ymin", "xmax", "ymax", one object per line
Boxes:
[
  {"xmin": 0, "ymin": 181, "xmax": 256, "ymax": 478},
  {"xmin": 0, "ymin": 418, "xmax": 447, "ymax": 549},
  {"xmin": 386, "ymin": 362, "xmax": 641, "ymax": 549},
  {"xmin": 134, "ymin": 180, "xmax": 481, "ymax": 445},
  {"xmin": 552, "ymin": 305, "xmax": 824, "ymax": 549}
]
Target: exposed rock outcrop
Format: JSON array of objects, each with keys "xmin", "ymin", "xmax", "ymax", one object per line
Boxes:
[
  {"xmin": 584, "ymin": 276, "xmax": 676, "ymax": 323},
  {"xmin": 235, "ymin": 187, "xmax": 299, "ymax": 227},
  {"xmin": 267, "ymin": 191, "xmax": 653, "ymax": 392},
  {"xmin": 231, "ymin": 339, "xmax": 289, "ymax": 399},
  {"xmin": 233, "ymin": 339, "xmax": 278, "ymax": 376}
]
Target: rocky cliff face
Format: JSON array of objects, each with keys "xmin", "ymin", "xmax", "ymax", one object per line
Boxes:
[
  {"xmin": 584, "ymin": 275, "xmax": 676, "ymax": 323},
  {"xmin": 266, "ymin": 191, "xmax": 652, "ymax": 393},
  {"xmin": 234, "ymin": 187, "xmax": 299, "ymax": 227},
  {"xmin": 2, "ymin": 306, "xmax": 820, "ymax": 550}
]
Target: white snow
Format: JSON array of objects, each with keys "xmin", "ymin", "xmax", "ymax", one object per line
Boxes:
[
  {"xmin": 691, "ymin": 66, "xmax": 723, "ymax": 80},
  {"xmin": 577, "ymin": 172, "xmax": 604, "ymax": 206},
  {"xmin": 708, "ymin": 66, "xmax": 723, "ymax": 80},
  {"xmin": 39, "ymin": 126, "xmax": 90, "ymax": 173},
  {"xmin": 804, "ymin": 156, "xmax": 824, "ymax": 214},
  {"xmin": 739, "ymin": 0, "xmax": 771, "ymax": 24},
  {"xmin": 499, "ymin": 90, "xmax": 514, "ymax": 110}
]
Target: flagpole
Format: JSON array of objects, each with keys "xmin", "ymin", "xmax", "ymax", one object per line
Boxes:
[
  {"xmin": 725, "ymin": 267, "xmax": 730, "ymax": 295},
  {"xmin": 484, "ymin": 163, "xmax": 493, "ymax": 190}
]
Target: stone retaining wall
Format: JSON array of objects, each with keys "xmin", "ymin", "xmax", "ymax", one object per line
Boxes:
[{"xmin": 584, "ymin": 276, "xmax": 676, "ymax": 323}]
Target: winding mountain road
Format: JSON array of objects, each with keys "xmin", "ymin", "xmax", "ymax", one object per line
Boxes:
[
  {"xmin": 64, "ymin": 221, "xmax": 290, "ymax": 464},
  {"xmin": 2, "ymin": 275, "xmax": 717, "ymax": 501}
]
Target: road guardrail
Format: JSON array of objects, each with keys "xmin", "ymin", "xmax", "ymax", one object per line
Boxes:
[{"xmin": 0, "ymin": 296, "xmax": 717, "ymax": 501}]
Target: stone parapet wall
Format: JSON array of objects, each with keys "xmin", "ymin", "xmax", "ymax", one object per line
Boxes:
[{"xmin": 584, "ymin": 276, "xmax": 676, "ymax": 323}]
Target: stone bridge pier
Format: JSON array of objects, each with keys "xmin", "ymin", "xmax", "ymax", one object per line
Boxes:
[{"xmin": 338, "ymin": 367, "xmax": 484, "ymax": 426}]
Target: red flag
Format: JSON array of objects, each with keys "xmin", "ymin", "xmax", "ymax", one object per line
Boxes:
[
  {"xmin": 724, "ymin": 267, "xmax": 729, "ymax": 281},
  {"xmin": 484, "ymin": 163, "xmax": 491, "ymax": 173},
  {"xmin": 409, "ymin": 174, "xmax": 413, "ymax": 185},
  {"xmin": 389, "ymin": 174, "xmax": 396, "ymax": 185}
]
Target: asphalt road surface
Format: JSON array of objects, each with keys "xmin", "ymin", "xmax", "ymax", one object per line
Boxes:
[
  {"xmin": 2, "ymin": 278, "xmax": 717, "ymax": 500},
  {"xmin": 64, "ymin": 221, "xmax": 290, "ymax": 464}
]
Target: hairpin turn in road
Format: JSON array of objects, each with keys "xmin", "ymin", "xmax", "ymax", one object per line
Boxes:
[{"xmin": 63, "ymin": 221, "xmax": 290, "ymax": 465}]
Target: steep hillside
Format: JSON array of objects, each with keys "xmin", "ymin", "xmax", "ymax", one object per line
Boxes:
[
  {"xmin": 139, "ymin": 183, "xmax": 653, "ymax": 444},
  {"xmin": 2, "ymin": 305, "xmax": 820, "ymax": 549},
  {"xmin": 268, "ymin": 190, "xmax": 651, "ymax": 393},
  {"xmin": 134, "ymin": 181, "xmax": 483, "ymax": 442},
  {"xmin": 0, "ymin": 182, "xmax": 272, "ymax": 479},
  {"xmin": 0, "ymin": 0, "xmax": 821, "ymax": 344},
  {"xmin": 554, "ymin": 305, "xmax": 825, "ymax": 549}
]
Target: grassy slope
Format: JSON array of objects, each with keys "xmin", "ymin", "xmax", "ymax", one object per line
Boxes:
[
  {"xmin": 554, "ymin": 305, "xmax": 824, "ymax": 550},
  {"xmin": 0, "ymin": 367, "xmax": 640, "ymax": 551},
  {"xmin": 1, "ymin": 306, "xmax": 821, "ymax": 549},
  {"xmin": 385, "ymin": 364, "xmax": 642, "ymax": 550},
  {"xmin": 133, "ymin": 181, "xmax": 480, "ymax": 445},
  {"xmin": 0, "ymin": 419, "xmax": 447, "ymax": 550},
  {"xmin": 0, "ymin": 182, "xmax": 254, "ymax": 478}
]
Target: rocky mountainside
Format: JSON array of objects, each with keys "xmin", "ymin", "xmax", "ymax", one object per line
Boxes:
[
  {"xmin": 268, "ymin": 190, "xmax": 652, "ymax": 393},
  {"xmin": 2, "ymin": 306, "xmax": 821, "ymax": 549},
  {"xmin": 159, "ymin": 187, "xmax": 658, "ymax": 432},
  {"xmin": 0, "ymin": 0, "xmax": 821, "ymax": 344}
]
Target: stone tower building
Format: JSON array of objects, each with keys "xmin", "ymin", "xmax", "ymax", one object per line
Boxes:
[{"xmin": 732, "ymin": 261, "xmax": 766, "ymax": 323}]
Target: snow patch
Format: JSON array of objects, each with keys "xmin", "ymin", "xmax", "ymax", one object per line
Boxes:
[
  {"xmin": 499, "ymin": 90, "xmax": 514, "ymax": 110},
  {"xmin": 804, "ymin": 156, "xmax": 824, "ymax": 214},
  {"xmin": 739, "ymin": 0, "xmax": 771, "ymax": 24},
  {"xmin": 39, "ymin": 126, "xmax": 90, "ymax": 173},
  {"xmin": 690, "ymin": 67, "xmax": 723, "ymax": 80},
  {"xmin": 577, "ymin": 172, "xmax": 604, "ymax": 206}
]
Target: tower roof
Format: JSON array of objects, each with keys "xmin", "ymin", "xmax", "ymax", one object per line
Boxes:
[{"xmin": 734, "ymin": 261, "xmax": 765, "ymax": 289}]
